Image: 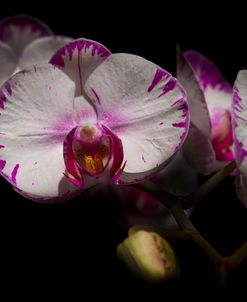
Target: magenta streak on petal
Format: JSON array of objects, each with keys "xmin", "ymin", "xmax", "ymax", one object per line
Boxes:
[
  {"xmin": 159, "ymin": 122, "xmax": 164, "ymax": 125},
  {"xmin": 172, "ymin": 122, "xmax": 186, "ymax": 128},
  {"xmin": 171, "ymin": 97, "xmax": 185, "ymax": 107},
  {"xmin": 0, "ymin": 160, "xmax": 6, "ymax": 171},
  {"xmin": 174, "ymin": 95, "xmax": 190, "ymax": 152},
  {"xmin": 0, "ymin": 145, "xmax": 5, "ymax": 148},
  {"xmin": 235, "ymin": 139, "xmax": 247, "ymax": 165},
  {"xmin": 233, "ymin": 86, "xmax": 243, "ymax": 116},
  {"xmin": 0, "ymin": 90, "xmax": 6, "ymax": 109},
  {"xmin": 0, "ymin": 16, "xmax": 51, "ymax": 41},
  {"xmin": 50, "ymin": 39, "xmax": 111, "ymax": 68},
  {"xmin": 91, "ymin": 88, "xmax": 101, "ymax": 105},
  {"xmin": 158, "ymin": 77, "xmax": 177, "ymax": 98},
  {"xmin": 141, "ymin": 154, "xmax": 146, "ymax": 163},
  {"xmin": 147, "ymin": 68, "xmax": 170, "ymax": 93},
  {"xmin": 4, "ymin": 82, "xmax": 12, "ymax": 95},
  {"xmin": 185, "ymin": 51, "xmax": 231, "ymax": 93},
  {"xmin": 11, "ymin": 164, "xmax": 19, "ymax": 185}
]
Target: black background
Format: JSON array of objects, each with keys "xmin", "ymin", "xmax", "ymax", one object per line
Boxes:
[{"xmin": 1, "ymin": 3, "xmax": 247, "ymax": 298}]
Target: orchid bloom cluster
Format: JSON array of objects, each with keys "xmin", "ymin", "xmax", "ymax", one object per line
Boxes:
[{"xmin": 0, "ymin": 15, "xmax": 246, "ymax": 284}]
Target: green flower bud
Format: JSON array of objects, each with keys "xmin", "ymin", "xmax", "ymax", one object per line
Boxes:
[{"xmin": 117, "ymin": 230, "xmax": 180, "ymax": 283}]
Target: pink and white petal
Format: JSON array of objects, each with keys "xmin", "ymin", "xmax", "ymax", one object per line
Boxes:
[
  {"xmin": 0, "ymin": 15, "xmax": 52, "ymax": 57},
  {"xmin": 204, "ymin": 85, "xmax": 232, "ymax": 114},
  {"xmin": 84, "ymin": 53, "xmax": 189, "ymax": 182},
  {"xmin": 182, "ymin": 123, "xmax": 216, "ymax": 175},
  {"xmin": 184, "ymin": 50, "xmax": 232, "ymax": 112},
  {"xmin": 232, "ymin": 70, "xmax": 247, "ymax": 206},
  {"xmin": 50, "ymin": 38, "xmax": 111, "ymax": 96},
  {"xmin": 0, "ymin": 41, "xmax": 17, "ymax": 87},
  {"xmin": 0, "ymin": 64, "xmax": 85, "ymax": 201},
  {"xmin": 19, "ymin": 36, "xmax": 74, "ymax": 69},
  {"xmin": 177, "ymin": 48, "xmax": 211, "ymax": 139}
]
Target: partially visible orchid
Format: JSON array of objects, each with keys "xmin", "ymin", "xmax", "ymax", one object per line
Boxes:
[
  {"xmin": 0, "ymin": 15, "xmax": 73, "ymax": 86},
  {"xmin": 232, "ymin": 70, "xmax": 247, "ymax": 207},
  {"xmin": 0, "ymin": 39, "xmax": 189, "ymax": 202},
  {"xmin": 177, "ymin": 49, "xmax": 234, "ymax": 175}
]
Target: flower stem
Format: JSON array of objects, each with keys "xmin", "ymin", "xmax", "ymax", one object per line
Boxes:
[
  {"xmin": 170, "ymin": 202, "xmax": 226, "ymax": 284},
  {"xmin": 183, "ymin": 161, "xmax": 236, "ymax": 209},
  {"xmin": 134, "ymin": 161, "xmax": 242, "ymax": 284},
  {"xmin": 224, "ymin": 242, "xmax": 247, "ymax": 272}
]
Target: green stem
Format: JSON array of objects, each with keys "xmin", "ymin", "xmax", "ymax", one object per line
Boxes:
[
  {"xmin": 170, "ymin": 202, "xmax": 226, "ymax": 284},
  {"xmin": 224, "ymin": 242, "xmax": 247, "ymax": 272},
  {"xmin": 183, "ymin": 161, "xmax": 236, "ymax": 209}
]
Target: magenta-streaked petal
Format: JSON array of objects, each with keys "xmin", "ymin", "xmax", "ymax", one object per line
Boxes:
[
  {"xmin": 184, "ymin": 50, "xmax": 232, "ymax": 112},
  {"xmin": 0, "ymin": 15, "xmax": 52, "ymax": 57},
  {"xmin": 184, "ymin": 50, "xmax": 231, "ymax": 93},
  {"xmin": 84, "ymin": 53, "xmax": 189, "ymax": 183},
  {"xmin": 19, "ymin": 35, "xmax": 74, "ymax": 69},
  {"xmin": 0, "ymin": 64, "xmax": 84, "ymax": 201},
  {"xmin": 183, "ymin": 122, "xmax": 216, "ymax": 175},
  {"xmin": 232, "ymin": 70, "xmax": 247, "ymax": 206},
  {"xmin": 50, "ymin": 38, "xmax": 111, "ymax": 96},
  {"xmin": 0, "ymin": 41, "xmax": 17, "ymax": 87},
  {"xmin": 177, "ymin": 48, "xmax": 211, "ymax": 138}
]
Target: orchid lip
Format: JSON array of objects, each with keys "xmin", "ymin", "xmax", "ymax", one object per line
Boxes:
[{"xmin": 63, "ymin": 123, "xmax": 125, "ymax": 186}]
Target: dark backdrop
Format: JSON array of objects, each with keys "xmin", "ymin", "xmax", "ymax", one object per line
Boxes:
[{"xmin": 1, "ymin": 3, "xmax": 246, "ymax": 298}]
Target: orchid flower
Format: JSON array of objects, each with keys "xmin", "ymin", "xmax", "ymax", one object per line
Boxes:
[
  {"xmin": 0, "ymin": 15, "xmax": 73, "ymax": 86},
  {"xmin": 177, "ymin": 49, "xmax": 234, "ymax": 175},
  {"xmin": 0, "ymin": 39, "xmax": 189, "ymax": 202},
  {"xmin": 232, "ymin": 70, "xmax": 247, "ymax": 207}
]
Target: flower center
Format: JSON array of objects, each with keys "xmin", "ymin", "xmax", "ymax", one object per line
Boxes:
[
  {"xmin": 73, "ymin": 124, "xmax": 110, "ymax": 176},
  {"xmin": 63, "ymin": 123, "xmax": 125, "ymax": 188},
  {"xmin": 83, "ymin": 154, "xmax": 104, "ymax": 174},
  {"xmin": 211, "ymin": 109, "xmax": 234, "ymax": 161}
]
